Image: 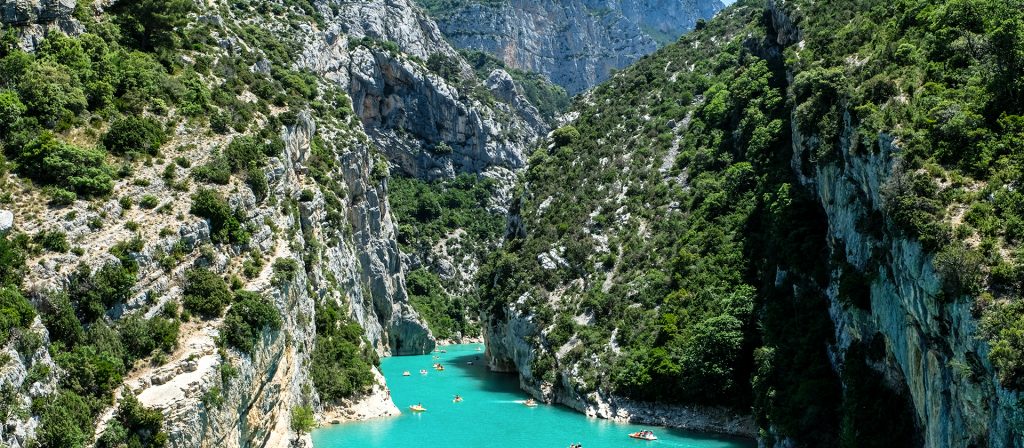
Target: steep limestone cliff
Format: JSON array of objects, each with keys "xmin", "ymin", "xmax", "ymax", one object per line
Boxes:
[
  {"xmin": 418, "ymin": 0, "xmax": 725, "ymax": 93},
  {"xmin": 0, "ymin": 0, "xmax": 552, "ymax": 444},
  {"xmin": 301, "ymin": 0, "xmax": 546, "ymax": 181},
  {"xmin": 767, "ymin": 1, "xmax": 1024, "ymax": 446}
]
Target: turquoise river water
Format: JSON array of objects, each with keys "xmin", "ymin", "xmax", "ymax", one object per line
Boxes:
[{"xmin": 312, "ymin": 343, "xmax": 754, "ymax": 448}]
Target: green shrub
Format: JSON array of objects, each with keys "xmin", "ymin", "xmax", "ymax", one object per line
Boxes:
[
  {"xmin": 933, "ymin": 243, "xmax": 984, "ymax": 301},
  {"xmin": 34, "ymin": 229, "xmax": 69, "ymax": 253},
  {"xmin": 139, "ymin": 194, "xmax": 159, "ymax": 209},
  {"xmin": 34, "ymin": 391, "xmax": 94, "ymax": 448},
  {"xmin": 96, "ymin": 394, "xmax": 167, "ymax": 448},
  {"xmin": 192, "ymin": 155, "xmax": 231, "ymax": 185},
  {"xmin": 55, "ymin": 342, "xmax": 126, "ymax": 399},
  {"xmin": 103, "ymin": 116, "xmax": 166, "ymax": 155},
  {"xmin": 246, "ymin": 167, "xmax": 268, "ymax": 202},
  {"xmin": 222, "ymin": 290, "xmax": 281, "ymax": 354},
  {"xmin": 551, "ymin": 125, "xmax": 580, "ymax": 147},
  {"xmin": 0, "ymin": 287, "xmax": 35, "ymax": 342},
  {"xmin": 271, "ymin": 258, "xmax": 299, "ymax": 286},
  {"xmin": 40, "ymin": 293, "xmax": 84, "ymax": 348},
  {"xmin": 118, "ymin": 314, "xmax": 178, "ymax": 363},
  {"xmin": 16, "ymin": 132, "xmax": 114, "ymax": 196},
  {"xmin": 66, "ymin": 261, "xmax": 137, "ymax": 324},
  {"xmin": 210, "ymin": 111, "xmax": 231, "ymax": 134},
  {"xmin": 223, "ymin": 135, "xmax": 265, "ymax": 172},
  {"xmin": 48, "ymin": 188, "xmax": 77, "ymax": 206},
  {"xmin": 311, "ymin": 301, "xmax": 376, "ymax": 401},
  {"xmin": 0, "ymin": 234, "xmax": 26, "ymax": 288},
  {"xmin": 17, "ymin": 60, "xmax": 87, "ymax": 125},
  {"xmin": 190, "ymin": 188, "xmax": 249, "ymax": 244},
  {"xmin": 182, "ymin": 268, "xmax": 232, "ymax": 318},
  {"xmin": 290, "ymin": 405, "xmax": 315, "ymax": 435},
  {"xmin": 110, "ymin": 0, "xmax": 195, "ymax": 50},
  {"xmin": 432, "ymin": 141, "xmax": 454, "ymax": 154},
  {"xmin": 0, "ymin": 89, "xmax": 26, "ymax": 132}
]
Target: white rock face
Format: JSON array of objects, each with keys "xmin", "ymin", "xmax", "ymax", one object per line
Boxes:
[
  {"xmin": 300, "ymin": 0, "xmax": 547, "ymax": 181},
  {"xmin": 0, "ymin": 210, "xmax": 12, "ymax": 234},
  {"xmin": 0, "ymin": 0, "xmax": 82, "ymax": 49},
  {"xmin": 0, "ymin": 319, "xmax": 59, "ymax": 448}
]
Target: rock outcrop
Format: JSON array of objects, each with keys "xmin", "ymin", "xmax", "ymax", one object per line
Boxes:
[
  {"xmin": 420, "ymin": 0, "xmax": 725, "ymax": 94},
  {"xmin": 485, "ymin": 294, "xmax": 756, "ymax": 437},
  {"xmin": 0, "ymin": 319, "xmax": 59, "ymax": 448},
  {"xmin": 0, "ymin": 0, "xmax": 81, "ymax": 49},
  {"xmin": 0, "ymin": 210, "xmax": 12, "ymax": 234},
  {"xmin": 764, "ymin": 2, "xmax": 1022, "ymax": 446},
  {"xmin": 796, "ymin": 129, "xmax": 1023, "ymax": 448},
  {"xmin": 301, "ymin": 0, "xmax": 547, "ymax": 181}
]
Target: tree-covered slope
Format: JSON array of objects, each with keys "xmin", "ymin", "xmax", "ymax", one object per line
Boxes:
[
  {"xmin": 0, "ymin": 0, "xmax": 550, "ymax": 444},
  {"xmin": 479, "ymin": 0, "xmax": 1024, "ymax": 445}
]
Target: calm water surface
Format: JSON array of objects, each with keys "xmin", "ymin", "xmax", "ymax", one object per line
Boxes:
[{"xmin": 312, "ymin": 343, "xmax": 754, "ymax": 448}]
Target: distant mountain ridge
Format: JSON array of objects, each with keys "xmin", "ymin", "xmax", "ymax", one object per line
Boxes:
[{"xmin": 417, "ymin": 0, "xmax": 725, "ymax": 94}]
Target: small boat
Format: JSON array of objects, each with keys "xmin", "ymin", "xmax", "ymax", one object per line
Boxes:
[
  {"xmin": 440, "ymin": 349, "xmax": 447, "ymax": 353},
  {"xmin": 435, "ymin": 365, "xmax": 445, "ymax": 371},
  {"xmin": 402, "ymin": 371, "xmax": 411, "ymax": 376},
  {"xmin": 467, "ymin": 361, "xmax": 474, "ymax": 365},
  {"xmin": 409, "ymin": 404, "xmax": 427, "ymax": 412},
  {"xmin": 453, "ymin": 395, "xmax": 463, "ymax": 403},
  {"xmin": 524, "ymin": 399, "xmax": 538, "ymax": 407},
  {"xmin": 628, "ymin": 431, "xmax": 657, "ymax": 441},
  {"xmin": 475, "ymin": 347, "xmax": 482, "ymax": 351},
  {"xmin": 419, "ymin": 369, "xmax": 428, "ymax": 375}
]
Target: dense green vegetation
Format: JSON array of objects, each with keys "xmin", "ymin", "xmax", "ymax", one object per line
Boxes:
[
  {"xmin": 102, "ymin": 116, "xmax": 166, "ymax": 156},
  {"xmin": 776, "ymin": 0, "xmax": 1024, "ymax": 392},
  {"xmin": 31, "ymin": 251, "xmax": 179, "ymax": 448},
  {"xmin": 389, "ymin": 174, "xmax": 505, "ymax": 338},
  {"xmin": 471, "ymin": 0, "xmax": 1024, "ymax": 444},
  {"xmin": 190, "ymin": 188, "xmax": 250, "ymax": 244},
  {"xmin": 222, "ymin": 290, "xmax": 282, "ymax": 354},
  {"xmin": 0, "ymin": 0, "xmax": 374, "ymax": 443},
  {"xmin": 182, "ymin": 268, "xmax": 233, "ymax": 318},
  {"xmin": 479, "ymin": 1, "xmax": 784, "ymax": 406},
  {"xmin": 96, "ymin": 394, "xmax": 168, "ymax": 448},
  {"xmin": 311, "ymin": 301, "xmax": 379, "ymax": 402},
  {"xmin": 0, "ymin": 286, "xmax": 34, "ymax": 342},
  {"xmin": 405, "ymin": 268, "xmax": 469, "ymax": 340}
]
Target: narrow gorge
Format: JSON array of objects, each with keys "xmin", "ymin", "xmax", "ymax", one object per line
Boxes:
[{"xmin": 0, "ymin": 0, "xmax": 1022, "ymax": 447}]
